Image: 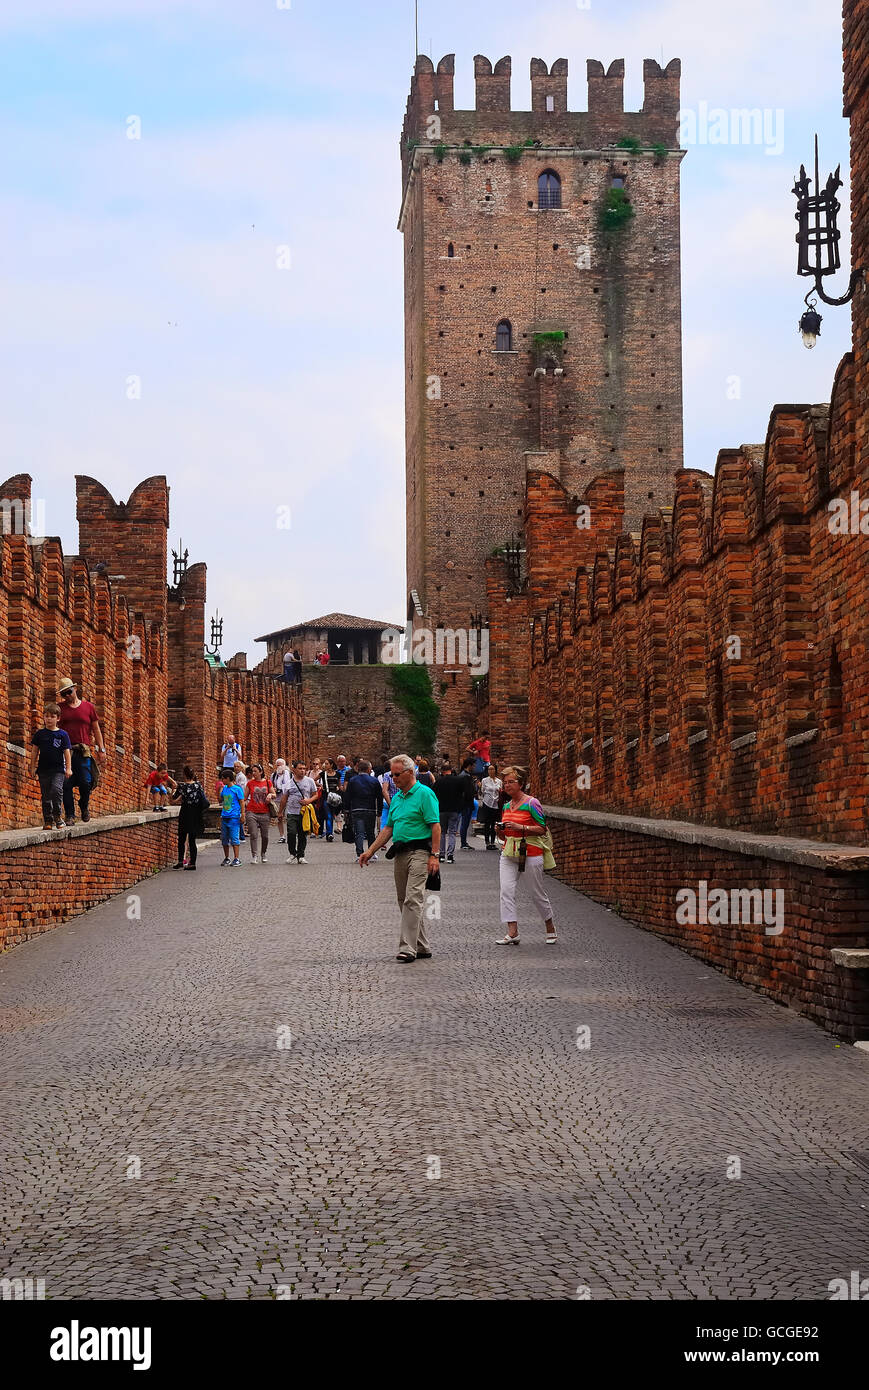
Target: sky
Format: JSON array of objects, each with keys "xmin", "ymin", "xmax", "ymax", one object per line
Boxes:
[{"xmin": 0, "ymin": 0, "xmax": 853, "ymax": 661}]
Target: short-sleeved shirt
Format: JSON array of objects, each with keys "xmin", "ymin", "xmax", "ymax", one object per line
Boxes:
[
  {"xmin": 276, "ymin": 772, "xmax": 316, "ymax": 815},
  {"xmin": 146, "ymin": 770, "xmax": 169, "ymax": 788},
  {"xmin": 469, "ymin": 738, "xmax": 491, "ymax": 761},
  {"xmin": 220, "ymin": 783, "xmax": 245, "ymax": 818},
  {"xmin": 58, "ymin": 699, "xmax": 98, "ymax": 747},
  {"xmin": 221, "ymin": 742, "xmax": 241, "ymax": 769},
  {"xmin": 502, "ymin": 798, "xmax": 546, "ymax": 857},
  {"xmin": 247, "ymin": 779, "xmax": 271, "ymax": 814},
  {"xmin": 177, "ymin": 781, "xmax": 205, "ymax": 816},
  {"xmin": 32, "ymin": 727, "xmax": 71, "ymax": 773},
  {"xmin": 387, "ymin": 778, "xmax": 440, "ymax": 843}
]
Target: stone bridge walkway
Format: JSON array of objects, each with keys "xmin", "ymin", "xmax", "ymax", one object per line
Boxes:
[{"xmin": 1, "ymin": 836, "xmax": 868, "ymax": 1300}]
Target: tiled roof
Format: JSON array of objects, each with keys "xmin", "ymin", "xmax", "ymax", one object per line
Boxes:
[{"xmin": 255, "ymin": 613, "xmax": 399, "ymax": 642}]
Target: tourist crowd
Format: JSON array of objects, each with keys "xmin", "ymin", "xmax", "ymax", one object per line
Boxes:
[{"xmin": 29, "ymin": 693, "xmax": 559, "ymax": 959}]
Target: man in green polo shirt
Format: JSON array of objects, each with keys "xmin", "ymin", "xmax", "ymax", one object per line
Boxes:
[{"xmin": 359, "ymin": 753, "xmax": 441, "ymax": 962}]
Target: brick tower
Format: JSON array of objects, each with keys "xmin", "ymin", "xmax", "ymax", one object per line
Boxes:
[{"xmin": 399, "ymin": 53, "xmax": 684, "ymax": 755}]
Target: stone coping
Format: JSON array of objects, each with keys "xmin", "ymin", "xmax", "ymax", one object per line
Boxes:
[
  {"xmin": 0, "ymin": 808, "xmax": 179, "ymax": 853},
  {"xmin": 542, "ymin": 804, "xmax": 869, "ymax": 872}
]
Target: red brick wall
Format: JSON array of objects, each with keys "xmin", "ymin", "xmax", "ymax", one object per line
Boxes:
[
  {"xmin": 486, "ymin": 363, "xmax": 869, "ymax": 843},
  {"xmin": 547, "ymin": 814, "xmax": 869, "ymax": 1041},
  {"xmin": 0, "ymin": 474, "xmax": 168, "ymax": 832},
  {"xmin": 0, "ymin": 815, "xmax": 178, "ymax": 951}
]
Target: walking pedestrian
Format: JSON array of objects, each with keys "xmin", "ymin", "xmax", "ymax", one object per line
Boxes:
[
  {"xmin": 479, "ymin": 763, "xmax": 503, "ymax": 849},
  {"xmin": 171, "ymin": 766, "xmax": 207, "ymax": 870},
  {"xmin": 244, "ymin": 763, "xmax": 272, "ymax": 864},
  {"xmin": 494, "ymin": 766, "xmax": 558, "ymax": 945},
  {"xmin": 417, "ymin": 758, "xmax": 435, "ymax": 789},
  {"xmin": 57, "ymin": 677, "xmax": 107, "ymax": 824},
  {"xmin": 433, "ymin": 763, "xmax": 464, "ymax": 863},
  {"xmin": 379, "ymin": 761, "xmax": 396, "ymax": 830},
  {"xmin": 271, "ymin": 758, "xmax": 289, "ymax": 842},
  {"xmin": 219, "ymin": 769, "xmax": 245, "ymax": 867},
  {"xmin": 319, "ymin": 759, "xmax": 340, "ymax": 842},
  {"xmin": 358, "ymin": 754, "xmax": 441, "ymax": 963},
  {"xmin": 30, "ymin": 703, "xmax": 72, "ymax": 829},
  {"xmin": 457, "ymin": 757, "xmax": 477, "ymax": 850},
  {"xmin": 234, "ymin": 762, "xmax": 248, "ymax": 841},
  {"xmin": 348, "ymin": 759, "xmax": 384, "ymax": 859},
  {"xmin": 278, "ymin": 760, "xmax": 317, "ymax": 864}
]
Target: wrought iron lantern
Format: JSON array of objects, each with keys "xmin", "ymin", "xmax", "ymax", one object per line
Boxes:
[
  {"xmin": 792, "ymin": 135, "xmax": 863, "ymax": 348},
  {"xmin": 171, "ymin": 540, "xmax": 189, "ymax": 587}
]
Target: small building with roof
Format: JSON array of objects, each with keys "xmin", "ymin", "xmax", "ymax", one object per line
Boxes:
[{"xmin": 255, "ymin": 612, "xmax": 399, "ymax": 667}]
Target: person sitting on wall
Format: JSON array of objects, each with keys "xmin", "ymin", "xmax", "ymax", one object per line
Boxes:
[
  {"xmin": 466, "ymin": 732, "xmax": 491, "ymax": 778},
  {"xmin": 144, "ymin": 762, "xmax": 176, "ymax": 812}
]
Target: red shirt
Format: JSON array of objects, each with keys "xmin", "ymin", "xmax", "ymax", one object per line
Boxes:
[
  {"xmin": 469, "ymin": 737, "xmax": 491, "ymax": 761},
  {"xmin": 247, "ymin": 779, "xmax": 270, "ymax": 814},
  {"xmin": 58, "ymin": 699, "xmax": 98, "ymax": 748},
  {"xmin": 146, "ymin": 770, "xmax": 169, "ymax": 788}
]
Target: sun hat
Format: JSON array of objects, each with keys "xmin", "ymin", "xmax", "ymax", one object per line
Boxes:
[{"xmin": 58, "ymin": 677, "xmax": 76, "ymax": 694}]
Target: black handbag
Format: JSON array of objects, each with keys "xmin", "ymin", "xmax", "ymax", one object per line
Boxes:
[
  {"xmin": 342, "ymin": 821, "xmax": 355, "ymax": 843},
  {"xmin": 425, "ymin": 868, "xmax": 441, "ymax": 891}
]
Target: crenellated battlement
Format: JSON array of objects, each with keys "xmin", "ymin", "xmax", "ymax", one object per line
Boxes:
[{"xmin": 401, "ymin": 52, "xmax": 681, "ymax": 177}]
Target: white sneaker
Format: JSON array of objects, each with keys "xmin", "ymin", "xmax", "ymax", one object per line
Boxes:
[
  {"xmin": 297, "ymin": 857, "xmax": 308, "ymax": 865},
  {"xmin": 370, "ymin": 853, "xmax": 379, "ymax": 862},
  {"xmin": 278, "ymin": 836, "xmax": 286, "ymax": 844},
  {"xmin": 250, "ymin": 855, "xmax": 258, "ymax": 864},
  {"xmin": 286, "ymin": 856, "xmax": 296, "ymax": 864},
  {"xmin": 261, "ymin": 856, "xmax": 268, "ymax": 864}
]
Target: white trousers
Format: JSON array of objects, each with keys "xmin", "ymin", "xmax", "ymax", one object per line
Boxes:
[{"xmin": 499, "ymin": 853, "xmax": 553, "ymax": 925}]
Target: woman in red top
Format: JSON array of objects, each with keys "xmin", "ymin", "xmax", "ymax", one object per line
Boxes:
[
  {"xmin": 494, "ymin": 765, "xmax": 557, "ymax": 946},
  {"xmin": 244, "ymin": 763, "xmax": 272, "ymax": 864}
]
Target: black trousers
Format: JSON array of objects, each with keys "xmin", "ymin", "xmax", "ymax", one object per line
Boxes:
[
  {"xmin": 62, "ymin": 750, "xmax": 91, "ymax": 820},
  {"xmin": 177, "ymin": 818, "xmax": 198, "ymax": 866},
  {"xmin": 479, "ymin": 804, "xmax": 498, "ymax": 845}
]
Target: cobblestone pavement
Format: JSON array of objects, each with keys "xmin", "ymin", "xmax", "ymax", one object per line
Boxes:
[{"xmin": 2, "ymin": 833, "xmax": 869, "ymax": 1301}]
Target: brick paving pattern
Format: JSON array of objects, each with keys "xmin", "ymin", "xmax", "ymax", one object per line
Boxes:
[{"xmin": 1, "ymin": 837, "xmax": 868, "ymax": 1300}]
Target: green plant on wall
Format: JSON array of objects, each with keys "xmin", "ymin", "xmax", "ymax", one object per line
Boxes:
[
  {"xmin": 504, "ymin": 138, "xmax": 534, "ymax": 164},
  {"xmin": 389, "ymin": 665, "xmax": 440, "ymax": 751},
  {"xmin": 533, "ymin": 331, "xmax": 566, "ymax": 348},
  {"xmin": 433, "ymin": 143, "xmax": 448, "ymax": 163},
  {"xmin": 600, "ymin": 187, "xmax": 634, "ymax": 234},
  {"xmin": 616, "ymin": 134, "xmax": 642, "ymax": 153},
  {"xmin": 650, "ymin": 141, "xmax": 668, "ymax": 161},
  {"xmin": 458, "ymin": 149, "xmax": 472, "ymax": 165}
]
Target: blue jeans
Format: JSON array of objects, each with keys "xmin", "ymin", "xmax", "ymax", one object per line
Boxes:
[
  {"xmin": 352, "ymin": 809, "xmax": 377, "ymax": 855},
  {"xmin": 460, "ymin": 804, "xmax": 473, "ymax": 846}
]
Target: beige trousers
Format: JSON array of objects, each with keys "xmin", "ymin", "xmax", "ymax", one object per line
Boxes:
[{"xmin": 394, "ymin": 848, "xmax": 431, "ymax": 957}]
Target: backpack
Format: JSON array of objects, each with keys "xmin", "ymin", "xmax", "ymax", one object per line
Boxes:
[{"xmin": 88, "ymin": 755, "xmax": 101, "ymax": 789}]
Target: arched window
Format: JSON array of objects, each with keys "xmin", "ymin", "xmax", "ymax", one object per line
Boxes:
[
  {"xmin": 447, "ymin": 242, "xmax": 455, "ymax": 257},
  {"xmin": 538, "ymin": 169, "xmax": 561, "ymax": 209},
  {"xmin": 495, "ymin": 319, "xmax": 512, "ymax": 351}
]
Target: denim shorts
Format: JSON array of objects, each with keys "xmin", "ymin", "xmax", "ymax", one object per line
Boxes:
[{"xmin": 221, "ymin": 817, "xmax": 241, "ymax": 846}]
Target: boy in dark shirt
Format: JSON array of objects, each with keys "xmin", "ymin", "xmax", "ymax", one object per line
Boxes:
[{"xmin": 30, "ymin": 704, "xmax": 73, "ymax": 829}]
